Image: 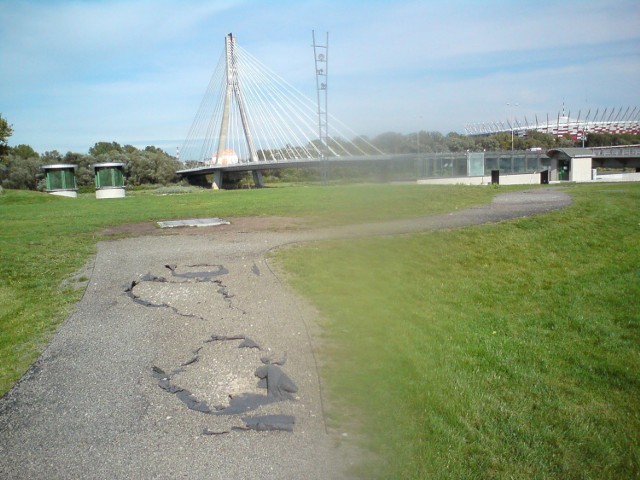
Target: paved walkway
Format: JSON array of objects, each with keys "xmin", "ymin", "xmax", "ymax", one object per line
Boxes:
[{"xmin": 0, "ymin": 189, "xmax": 571, "ymax": 479}]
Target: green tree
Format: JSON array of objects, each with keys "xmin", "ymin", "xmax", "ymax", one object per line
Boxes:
[
  {"xmin": 13, "ymin": 144, "xmax": 38, "ymax": 160},
  {"xmin": 491, "ymin": 132, "xmax": 512, "ymax": 150},
  {"xmin": 419, "ymin": 131, "xmax": 447, "ymax": 153},
  {"xmin": 519, "ymin": 130, "xmax": 556, "ymax": 150},
  {"xmin": 126, "ymin": 148, "xmax": 180, "ymax": 186},
  {"xmin": 41, "ymin": 150, "xmax": 63, "ymax": 164},
  {"xmin": 0, "ymin": 154, "xmax": 42, "ymax": 190},
  {"xmin": 89, "ymin": 141, "xmax": 122, "ymax": 156},
  {"xmin": 154, "ymin": 152, "xmax": 180, "ymax": 184},
  {"xmin": 144, "ymin": 145, "xmax": 164, "ymax": 154},
  {"xmin": 474, "ymin": 135, "xmax": 500, "ymax": 151},
  {"xmin": 445, "ymin": 132, "xmax": 475, "ymax": 152},
  {"xmin": 127, "ymin": 150, "xmax": 155, "ymax": 185},
  {"xmin": 0, "ymin": 114, "xmax": 14, "ymax": 157},
  {"xmin": 585, "ymin": 132, "xmax": 640, "ymax": 147},
  {"xmin": 373, "ymin": 132, "xmax": 411, "ymax": 154},
  {"xmin": 63, "ymin": 151, "xmax": 94, "ymax": 187},
  {"xmin": 554, "ymin": 134, "xmax": 575, "ymax": 148},
  {"xmin": 351, "ymin": 135, "xmax": 380, "ymax": 155}
]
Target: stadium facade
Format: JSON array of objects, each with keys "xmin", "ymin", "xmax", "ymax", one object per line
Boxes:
[{"xmin": 465, "ymin": 106, "xmax": 640, "ymax": 140}]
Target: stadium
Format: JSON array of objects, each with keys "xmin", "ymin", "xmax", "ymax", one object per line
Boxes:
[{"xmin": 465, "ymin": 106, "xmax": 640, "ymax": 140}]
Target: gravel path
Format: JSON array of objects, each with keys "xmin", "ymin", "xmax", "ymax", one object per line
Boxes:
[{"xmin": 0, "ymin": 189, "xmax": 571, "ymax": 479}]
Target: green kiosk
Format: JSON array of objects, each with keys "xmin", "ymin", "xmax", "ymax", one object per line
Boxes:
[
  {"xmin": 41, "ymin": 164, "xmax": 78, "ymax": 198},
  {"xmin": 93, "ymin": 162, "xmax": 126, "ymax": 199}
]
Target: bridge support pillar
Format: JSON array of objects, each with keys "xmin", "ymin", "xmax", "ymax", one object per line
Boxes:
[
  {"xmin": 252, "ymin": 170, "xmax": 264, "ymax": 188},
  {"xmin": 212, "ymin": 171, "xmax": 223, "ymax": 190}
]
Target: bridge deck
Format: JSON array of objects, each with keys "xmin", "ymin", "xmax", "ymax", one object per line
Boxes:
[{"xmin": 176, "ymin": 154, "xmax": 402, "ymax": 176}]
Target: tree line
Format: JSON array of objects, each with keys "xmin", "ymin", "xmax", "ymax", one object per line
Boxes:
[
  {"xmin": 1, "ymin": 115, "xmax": 181, "ymax": 191},
  {"xmin": 1, "ymin": 112, "xmax": 638, "ymax": 191}
]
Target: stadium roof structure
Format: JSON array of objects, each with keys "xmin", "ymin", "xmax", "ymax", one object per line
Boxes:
[{"xmin": 466, "ymin": 106, "xmax": 640, "ymax": 140}]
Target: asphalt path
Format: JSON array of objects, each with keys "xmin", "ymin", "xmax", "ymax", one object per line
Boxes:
[{"xmin": 0, "ymin": 188, "xmax": 571, "ymax": 479}]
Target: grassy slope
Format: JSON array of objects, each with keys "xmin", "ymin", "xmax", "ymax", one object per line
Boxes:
[
  {"xmin": 0, "ymin": 184, "xmax": 497, "ymax": 395},
  {"xmin": 277, "ymin": 183, "xmax": 640, "ymax": 479}
]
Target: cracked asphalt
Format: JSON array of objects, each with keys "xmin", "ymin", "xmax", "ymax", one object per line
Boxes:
[{"xmin": 0, "ymin": 189, "xmax": 571, "ymax": 479}]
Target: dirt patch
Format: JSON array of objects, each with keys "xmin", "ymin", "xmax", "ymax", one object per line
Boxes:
[
  {"xmin": 97, "ymin": 216, "xmax": 310, "ymax": 238},
  {"xmin": 98, "ymin": 222, "xmax": 159, "ymax": 237}
]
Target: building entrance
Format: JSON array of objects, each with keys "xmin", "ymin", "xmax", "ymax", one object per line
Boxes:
[{"xmin": 558, "ymin": 159, "xmax": 571, "ymax": 181}]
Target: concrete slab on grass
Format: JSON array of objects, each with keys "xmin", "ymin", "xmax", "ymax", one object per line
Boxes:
[{"xmin": 157, "ymin": 218, "xmax": 230, "ymax": 228}]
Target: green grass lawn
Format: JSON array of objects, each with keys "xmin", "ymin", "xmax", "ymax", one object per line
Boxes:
[
  {"xmin": 0, "ymin": 184, "xmax": 498, "ymax": 395},
  {"xmin": 276, "ymin": 183, "xmax": 640, "ymax": 479},
  {"xmin": 2, "ymin": 183, "xmax": 638, "ymax": 478}
]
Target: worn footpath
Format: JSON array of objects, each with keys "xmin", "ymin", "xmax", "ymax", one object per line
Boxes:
[{"xmin": 0, "ymin": 189, "xmax": 571, "ymax": 479}]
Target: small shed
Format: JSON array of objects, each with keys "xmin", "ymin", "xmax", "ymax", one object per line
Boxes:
[
  {"xmin": 546, "ymin": 148, "xmax": 594, "ymax": 182},
  {"xmin": 41, "ymin": 164, "xmax": 78, "ymax": 198},
  {"xmin": 93, "ymin": 162, "xmax": 126, "ymax": 199}
]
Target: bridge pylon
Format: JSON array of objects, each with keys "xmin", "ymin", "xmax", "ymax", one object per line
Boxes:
[{"xmin": 213, "ymin": 33, "xmax": 261, "ymax": 189}]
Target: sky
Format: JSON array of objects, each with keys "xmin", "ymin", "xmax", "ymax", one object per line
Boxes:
[{"xmin": 1, "ymin": 0, "xmax": 639, "ymax": 155}]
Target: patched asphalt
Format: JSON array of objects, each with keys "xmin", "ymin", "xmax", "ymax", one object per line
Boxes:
[{"xmin": 0, "ymin": 188, "xmax": 571, "ymax": 479}]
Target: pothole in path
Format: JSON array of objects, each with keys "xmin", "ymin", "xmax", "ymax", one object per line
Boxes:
[
  {"xmin": 152, "ymin": 335, "xmax": 298, "ymax": 433},
  {"xmin": 172, "ymin": 338, "xmax": 263, "ymax": 409},
  {"xmin": 126, "ymin": 281, "xmax": 228, "ymax": 318},
  {"xmin": 130, "ymin": 263, "xmax": 299, "ymax": 433},
  {"xmin": 125, "ymin": 264, "xmax": 242, "ymax": 317}
]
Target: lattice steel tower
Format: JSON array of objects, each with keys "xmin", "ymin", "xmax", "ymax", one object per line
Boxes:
[{"xmin": 312, "ymin": 31, "xmax": 329, "ymax": 158}]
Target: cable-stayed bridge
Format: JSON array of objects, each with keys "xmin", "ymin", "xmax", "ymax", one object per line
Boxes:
[
  {"xmin": 178, "ymin": 33, "xmax": 640, "ymax": 188},
  {"xmin": 178, "ymin": 33, "xmax": 384, "ymax": 188}
]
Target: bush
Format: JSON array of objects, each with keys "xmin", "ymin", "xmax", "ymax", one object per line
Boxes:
[{"xmin": 0, "ymin": 154, "xmax": 42, "ymax": 190}]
